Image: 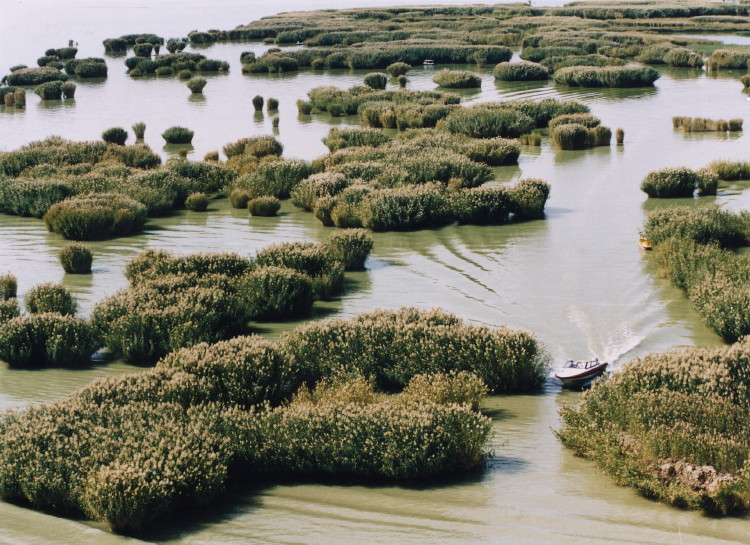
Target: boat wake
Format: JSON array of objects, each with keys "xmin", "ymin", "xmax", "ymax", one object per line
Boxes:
[{"xmin": 566, "ymin": 305, "xmax": 647, "ymax": 368}]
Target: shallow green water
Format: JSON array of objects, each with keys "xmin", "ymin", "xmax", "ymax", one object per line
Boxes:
[{"xmin": 1, "ymin": 1, "xmax": 750, "ymax": 543}]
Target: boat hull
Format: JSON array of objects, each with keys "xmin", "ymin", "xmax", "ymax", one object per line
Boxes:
[{"xmin": 555, "ymin": 363, "xmax": 608, "ymax": 386}]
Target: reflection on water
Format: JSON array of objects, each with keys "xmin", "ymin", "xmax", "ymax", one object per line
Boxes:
[{"xmin": 1, "ymin": 1, "xmax": 750, "ymax": 543}]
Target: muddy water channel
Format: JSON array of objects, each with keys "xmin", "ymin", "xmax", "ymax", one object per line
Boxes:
[{"xmin": 2, "ymin": 1, "xmax": 750, "ymax": 543}]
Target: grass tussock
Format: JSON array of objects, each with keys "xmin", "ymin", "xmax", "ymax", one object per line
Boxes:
[
  {"xmin": 59, "ymin": 242, "xmax": 93, "ymax": 274},
  {"xmin": 673, "ymin": 116, "xmax": 742, "ymax": 133},
  {"xmin": 433, "ymin": 70, "xmax": 482, "ymax": 88}
]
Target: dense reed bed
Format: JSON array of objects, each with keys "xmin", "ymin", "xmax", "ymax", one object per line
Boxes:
[
  {"xmin": 0, "ymin": 137, "xmax": 237, "ymax": 229},
  {"xmin": 643, "ymin": 207, "xmax": 750, "ymax": 342},
  {"xmin": 560, "ymin": 341, "xmax": 750, "ymax": 515},
  {"xmin": 0, "ymin": 306, "xmax": 548, "ymax": 532}
]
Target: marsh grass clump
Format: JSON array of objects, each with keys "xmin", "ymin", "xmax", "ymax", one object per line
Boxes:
[
  {"xmin": 59, "ymin": 242, "xmax": 93, "ymax": 274},
  {"xmin": 553, "ymin": 66, "xmax": 660, "ymax": 87},
  {"xmin": 290, "ymin": 172, "xmax": 349, "ymax": 211},
  {"xmin": 322, "ymin": 127, "xmax": 390, "ymax": 151},
  {"xmin": 616, "ymin": 128, "xmax": 624, "ymax": 144},
  {"xmin": 59, "ymin": 82, "xmax": 75, "ymax": 99},
  {"xmin": 185, "ymin": 192, "xmax": 209, "ymax": 211},
  {"xmin": 550, "ymin": 123, "xmax": 590, "ymax": 150},
  {"xmin": 102, "ymin": 127, "xmax": 128, "ymax": 146},
  {"xmin": 240, "ymin": 266, "xmax": 313, "ymax": 320},
  {"xmin": 433, "ymin": 70, "xmax": 481, "ymax": 89},
  {"xmin": 132, "ymin": 122, "xmax": 146, "ymax": 139},
  {"xmin": 178, "ymin": 69, "xmax": 193, "ymax": 80},
  {"xmin": 6, "ymin": 66, "xmax": 68, "ymax": 86},
  {"xmin": 223, "ymin": 135, "xmax": 283, "ymax": 164},
  {"xmin": 363, "ymin": 73, "xmax": 388, "ymax": 90},
  {"xmin": 296, "ymin": 99, "xmax": 313, "ymax": 114},
  {"xmin": 252, "ymin": 95, "xmax": 264, "ymax": 111},
  {"xmin": 548, "ymin": 113, "xmax": 600, "ymax": 129},
  {"xmin": 0, "ymin": 313, "xmax": 98, "ymax": 367},
  {"xmin": 673, "ymin": 116, "xmax": 742, "ymax": 133},
  {"xmin": 493, "ymin": 61, "xmax": 549, "ymax": 81},
  {"xmin": 133, "ymin": 43, "xmax": 153, "ymax": 58},
  {"xmin": 1, "ymin": 273, "xmax": 18, "ymax": 300},
  {"xmin": 387, "ymin": 62, "xmax": 411, "ymax": 77},
  {"xmin": 35, "ymin": 80, "xmax": 63, "ymax": 100},
  {"xmin": 267, "ymin": 97, "xmax": 279, "ymax": 111},
  {"xmin": 155, "ymin": 66, "xmax": 173, "ymax": 76},
  {"xmin": 0, "ymin": 299, "xmax": 20, "ymax": 324},
  {"xmin": 640, "ymin": 167, "xmax": 701, "ymax": 198},
  {"xmin": 398, "ymin": 75, "xmax": 407, "ymax": 88},
  {"xmin": 643, "ymin": 207, "xmax": 750, "ymax": 248},
  {"xmin": 519, "ymin": 132, "xmax": 542, "ymax": 146},
  {"xmin": 229, "ymin": 188, "xmax": 252, "ymax": 209},
  {"xmin": 25, "ymin": 282, "xmax": 77, "ymax": 315},
  {"xmin": 234, "ymin": 158, "xmax": 313, "ymax": 199},
  {"xmin": 283, "ymin": 307, "xmax": 549, "ymax": 393},
  {"xmin": 559, "ymin": 342, "xmax": 750, "ymax": 515},
  {"xmin": 708, "ymin": 160, "xmax": 750, "ymax": 180},
  {"xmin": 707, "ymin": 49, "xmax": 749, "ymax": 70},
  {"xmin": 12, "ymin": 89, "xmax": 26, "ymax": 108},
  {"xmin": 187, "ymin": 76, "xmax": 206, "ymax": 93},
  {"xmin": 44, "ymin": 193, "xmax": 147, "ymax": 240},
  {"xmin": 162, "ymin": 126, "xmax": 194, "ymax": 144},
  {"xmin": 323, "ymin": 229, "xmax": 373, "ymax": 271},
  {"xmin": 248, "ymin": 196, "xmax": 281, "ymax": 216},
  {"xmin": 92, "ymin": 277, "xmax": 247, "ymax": 363},
  {"xmin": 444, "ymin": 107, "xmax": 535, "ymax": 139},
  {"xmin": 664, "ymin": 47, "xmax": 704, "ymax": 68},
  {"xmin": 361, "ymin": 183, "xmax": 452, "ymax": 231},
  {"xmin": 255, "ymin": 241, "xmax": 344, "ymax": 299},
  {"xmin": 204, "ymin": 151, "xmax": 219, "ymax": 162}
]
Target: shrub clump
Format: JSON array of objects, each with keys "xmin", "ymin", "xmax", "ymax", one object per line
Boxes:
[
  {"xmin": 162, "ymin": 126, "xmax": 194, "ymax": 144},
  {"xmin": 640, "ymin": 167, "xmax": 701, "ymax": 198},
  {"xmin": 187, "ymin": 76, "xmax": 207, "ymax": 93},
  {"xmin": 102, "ymin": 127, "xmax": 128, "ymax": 146},
  {"xmin": 282, "ymin": 307, "xmax": 549, "ymax": 393},
  {"xmin": 6, "ymin": 66, "xmax": 68, "ymax": 86},
  {"xmin": 0, "ymin": 313, "xmax": 99, "ymax": 367},
  {"xmin": 386, "ymin": 62, "xmax": 411, "ymax": 77},
  {"xmin": 363, "ymin": 73, "xmax": 388, "ymax": 90},
  {"xmin": 185, "ymin": 192, "xmax": 209, "ymax": 211},
  {"xmin": 248, "ymin": 196, "xmax": 281, "ymax": 216},
  {"xmin": 493, "ymin": 61, "xmax": 549, "ymax": 81},
  {"xmin": 1, "ymin": 273, "xmax": 18, "ymax": 300},
  {"xmin": 553, "ymin": 66, "xmax": 660, "ymax": 87},
  {"xmin": 433, "ymin": 70, "xmax": 482, "ymax": 88},
  {"xmin": 322, "ymin": 127, "xmax": 390, "ymax": 151},
  {"xmin": 323, "ymin": 229, "xmax": 373, "ymax": 271},
  {"xmin": 240, "ymin": 266, "xmax": 314, "ymax": 320},
  {"xmin": 59, "ymin": 242, "xmax": 93, "ymax": 274},
  {"xmin": 24, "ymin": 282, "xmax": 77, "ymax": 315},
  {"xmin": 43, "ymin": 194, "xmax": 147, "ymax": 240},
  {"xmin": 444, "ymin": 107, "xmax": 536, "ymax": 139},
  {"xmin": 35, "ymin": 81, "xmax": 63, "ymax": 100}
]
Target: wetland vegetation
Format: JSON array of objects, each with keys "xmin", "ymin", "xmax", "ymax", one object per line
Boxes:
[{"xmin": 3, "ymin": 0, "xmax": 750, "ymax": 541}]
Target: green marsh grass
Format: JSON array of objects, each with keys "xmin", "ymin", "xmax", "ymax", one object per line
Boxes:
[
  {"xmin": 102, "ymin": 128, "xmax": 128, "ymax": 146},
  {"xmin": 59, "ymin": 242, "xmax": 93, "ymax": 274}
]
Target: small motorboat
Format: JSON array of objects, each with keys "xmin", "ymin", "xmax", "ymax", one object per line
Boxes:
[
  {"xmin": 555, "ymin": 358, "xmax": 608, "ymax": 387},
  {"xmin": 639, "ymin": 235, "xmax": 652, "ymax": 250},
  {"xmin": 423, "ymin": 59, "xmax": 435, "ymax": 66},
  {"xmin": 296, "ymin": 41, "xmax": 304, "ymax": 46}
]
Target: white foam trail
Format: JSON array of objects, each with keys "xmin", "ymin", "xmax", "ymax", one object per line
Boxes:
[{"xmin": 566, "ymin": 305, "xmax": 645, "ymax": 366}]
